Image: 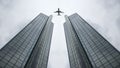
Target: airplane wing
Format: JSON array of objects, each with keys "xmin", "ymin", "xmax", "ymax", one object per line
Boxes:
[
  {"xmin": 54, "ymin": 11, "xmax": 58, "ymax": 13},
  {"xmin": 60, "ymin": 11, "xmax": 64, "ymax": 13}
]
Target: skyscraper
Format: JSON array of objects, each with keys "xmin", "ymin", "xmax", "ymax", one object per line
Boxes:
[
  {"xmin": 64, "ymin": 13, "xmax": 120, "ymax": 68},
  {"xmin": 0, "ymin": 13, "xmax": 54, "ymax": 68}
]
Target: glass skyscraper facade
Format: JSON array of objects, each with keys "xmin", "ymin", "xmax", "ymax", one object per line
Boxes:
[
  {"xmin": 64, "ymin": 13, "xmax": 120, "ymax": 68},
  {"xmin": 0, "ymin": 13, "xmax": 54, "ymax": 68}
]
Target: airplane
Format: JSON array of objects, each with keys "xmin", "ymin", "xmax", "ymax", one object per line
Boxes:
[{"xmin": 54, "ymin": 8, "xmax": 64, "ymax": 16}]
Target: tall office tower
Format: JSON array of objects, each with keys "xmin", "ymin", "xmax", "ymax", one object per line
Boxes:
[
  {"xmin": 0, "ymin": 13, "xmax": 54, "ymax": 68},
  {"xmin": 64, "ymin": 13, "xmax": 120, "ymax": 68}
]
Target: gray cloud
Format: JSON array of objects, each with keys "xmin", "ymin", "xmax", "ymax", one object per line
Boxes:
[
  {"xmin": 116, "ymin": 16, "xmax": 120, "ymax": 30},
  {"xmin": 0, "ymin": 0, "xmax": 12, "ymax": 6},
  {"xmin": 97, "ymin": 0, "xmax": 120, "ymax": 9},
  {"xmin": 0, "ymin": 0, "xmax": 17, "ymax": 9}
]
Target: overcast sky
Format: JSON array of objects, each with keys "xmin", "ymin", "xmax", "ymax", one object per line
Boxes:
[{"xmin": 0, "ymin": 0, "xmax": 120, "ymax": 68}]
